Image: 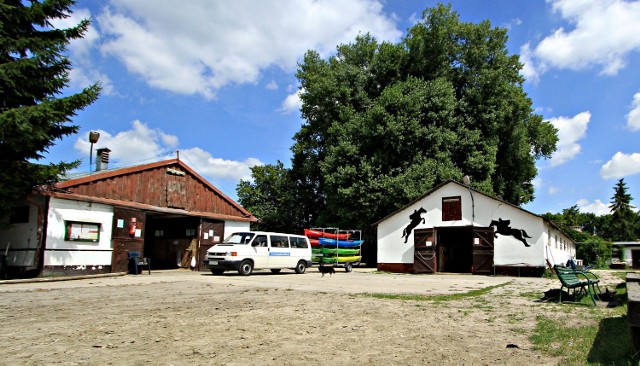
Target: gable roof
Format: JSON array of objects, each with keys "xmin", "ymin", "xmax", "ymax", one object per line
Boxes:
[
  {"xmin": 41, "ymin": 158, "xmax": 256, "ymax": 222},
  {"xmin": 372, "ymin": 179, "xmax": 569, "ymax": 237}
]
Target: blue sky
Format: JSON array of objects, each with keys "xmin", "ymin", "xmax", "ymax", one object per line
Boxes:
[{"xmin": 45, "ymin": 0, "xmax": 640, "ymax": 217}]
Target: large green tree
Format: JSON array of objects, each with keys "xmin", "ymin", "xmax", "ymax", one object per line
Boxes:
[
  {"xmin": 291, "ymin": 5, "xmax": 556, "ymax": 229},
  {"xmin": 0, "ymin": 0, "xmax": 100, "ymax": 222},
  {"xmin": 237, "ymin": 162, "xmax": 309, "ymax": 233},
  {"xmin": 238, "ymin": 5, "xmax": 558, "ymax": 258}
]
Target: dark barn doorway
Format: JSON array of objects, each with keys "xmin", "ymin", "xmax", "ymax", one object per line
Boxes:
[
  {"xmin": 144, "ymin": 215, "xmax": 201, "ymax": 269},
  {"xmin": 437, "ymin": 227, "xmax": 474, "ymax": 273}
]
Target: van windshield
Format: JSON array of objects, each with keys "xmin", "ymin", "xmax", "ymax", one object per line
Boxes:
[{"xmin": 222, "ymin": 232, "xmax": 255, "ymax": 245}]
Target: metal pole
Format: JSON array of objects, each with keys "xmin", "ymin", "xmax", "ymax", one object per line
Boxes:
[{"xmin": 89, "ymin": 142, "xmax": 94, "ymax": 174}]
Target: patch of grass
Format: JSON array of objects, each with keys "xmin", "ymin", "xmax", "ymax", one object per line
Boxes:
[
  {"xmin": 532, "ymin": 314, "xmax": 635, "ymax": 365},
  {"xmin": 359, "ymin": 281, "xmax": 511, "ymax": 302},
  {"xmin": 532, "ymin": 282, "xmax": 634, "ymax": 365}
]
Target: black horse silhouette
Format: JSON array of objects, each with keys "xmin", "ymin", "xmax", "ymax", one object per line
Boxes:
[
  {"xmin": 489, "ymin": 218, "xmax": 532, "ymax": 247},
  {"xmin": 401, "ymin": 207, "xmax": 427, "ymax": 243}
]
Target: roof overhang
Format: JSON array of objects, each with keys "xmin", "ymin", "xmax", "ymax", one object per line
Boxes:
[{"xmin": 45, "ymin": 191, "xmax": 258, "ymax": 222}]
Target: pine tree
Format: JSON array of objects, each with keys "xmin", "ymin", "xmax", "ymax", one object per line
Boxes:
[
  {"xmin": 609, "ymin": 178, "xmax": 635, "ymax": 241},
  {"xmin": 0, "ymin": 0, "xmax": 100, "ymax": 222}
]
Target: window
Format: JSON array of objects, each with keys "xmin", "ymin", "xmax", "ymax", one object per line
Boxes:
[
  {"xmin": 186, "ymin": 228, "xmax": 196, "ymax": 236},
  {"xmin": 270, "ymin": 235, "xmax": 289, "ymax": 248},
  {"xmin": 442, "ymin": 196, "xmax": 461, "ymax": 221},
  {"xmin": 224, "ymin": 232, "xmax": 255, "ymax": 244},
  {"xmin": 252, "ymin": 235, "xmax": 268, "ymax": 247},
  {"xmin": 65, "ymin": 221, "xmax": 100, "ymax": 242},
  {"xmin": 9, "ymin": 206, "xmax": 30, "ymax": 224},
  {"xmin": 290, "ymin": 236, "xmax": 309, "ymax": 248}
]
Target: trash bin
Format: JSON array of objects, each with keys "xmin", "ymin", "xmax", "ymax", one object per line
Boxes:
[
  {"xmin": 128, "ymin": 257, "xmax": 142, "ymax": 275},
  {"xmin": 0, "ymin": 254, "xmax": 7, "ymax": 280},
  {"xmin": 128, "ymin": 251, "xmax": 145, "ymax": 275}
]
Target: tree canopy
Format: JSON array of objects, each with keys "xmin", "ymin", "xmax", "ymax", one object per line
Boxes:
[
  {"xmin": 0, "ymin": 0, "xmax": 100, "ymax": 221},
  {"xmin": 239, "ymin": 5, "xmax": 557, "ymax": 243}
]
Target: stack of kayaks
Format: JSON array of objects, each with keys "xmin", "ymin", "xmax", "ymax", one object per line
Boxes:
[{"xmin": 304, "ymin": 228, "xmax": 363, "ymax": 264}]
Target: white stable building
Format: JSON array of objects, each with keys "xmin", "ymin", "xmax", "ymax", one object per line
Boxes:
[{"xmin": 374, "ymin": 180, "xmax": 575, "ymax": 276}]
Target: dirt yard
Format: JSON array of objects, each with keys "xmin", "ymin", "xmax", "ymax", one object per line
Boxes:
[{"xmin": 0, "ymin": 269, "xmax": 624, "ymax": 365}]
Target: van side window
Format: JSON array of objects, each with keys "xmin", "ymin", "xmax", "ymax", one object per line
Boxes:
[
  {"xmin": 252, "ymin": 235, "xmax": 268, "ymax": 247},
  {"xmin": 270, "ymin": 235, "xmax": 289, "ymax": 248},
  {"xmin": 290, "ymin": 237, "xmax": 308, "ymax": 248}
]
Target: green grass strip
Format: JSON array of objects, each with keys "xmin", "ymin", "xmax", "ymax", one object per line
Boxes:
[
  {"xmin": 532, "ymin": 314, "xmax": 635, "ymax": 365},
  {"xmin": 359, "ymin": 281, "xmax": 511, "ymax": 301}
]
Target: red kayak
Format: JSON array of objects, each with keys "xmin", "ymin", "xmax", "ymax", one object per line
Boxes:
[
  {"xmin": 309, "ymin": 238, "xmax": 320, "ymax": 247},
  {"xmin": 304, "ymin": 228, "xmax": 351, "ymax": 240}
]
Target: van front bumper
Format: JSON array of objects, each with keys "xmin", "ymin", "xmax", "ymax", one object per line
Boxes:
[{"xmin": 204, "ymin": 259, "xmax": 242, "ymax": 271}]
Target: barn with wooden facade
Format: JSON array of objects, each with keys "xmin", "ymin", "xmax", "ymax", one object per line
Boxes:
[
  {"xmin": 374, "ymin": 180, "xmax": 575, "ymax": 276},
  {"xmin": 0, "ymin": 158, "xmax": 256, "ymax": 277}
]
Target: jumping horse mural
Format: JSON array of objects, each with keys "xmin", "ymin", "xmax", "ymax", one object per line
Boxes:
[
  {"xmin": 489, "ymin": 218, "xmax": 532, "ymax": 247},
  {"xmin": 401, "ymin": 207, "xmax": 427, "ymax": 243}
]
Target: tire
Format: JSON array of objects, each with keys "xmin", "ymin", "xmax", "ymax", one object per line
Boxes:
[
  {"xmin": 270, "ymin": 269, "xmax": 282, "ymax": 274},
  {"xmin": 210, "ymin": 269, "xmax": 225, "ymax": 275},
  {"xmin": 238, "ymin": 260, "xmax": 253, "ymax": 276},
  {"xmin": 345, "ymin": 262, "xmax": 353, "ymax": 272},
  {"xmin": 295, "ymin": 261, "xmax": 307, "ymax": 274}
]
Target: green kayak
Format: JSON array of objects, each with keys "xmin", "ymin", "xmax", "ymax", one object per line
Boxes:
[
  {"xmin": 321, "ymin": 248, "xmax": 360, "ymax": 255},
  {"xmin": 321, "ymin": 255, "xmax": 362, "ymax": 263}
]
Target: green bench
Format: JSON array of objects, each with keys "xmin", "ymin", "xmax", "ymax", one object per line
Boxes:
[{"xmin": 554, "ymin": 265, "xmax": 601, "ymax": 306}]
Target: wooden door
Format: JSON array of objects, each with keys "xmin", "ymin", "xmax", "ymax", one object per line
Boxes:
[
  {"xmin": 413, "ymin": 228, "xmax": 435, "ymax": 274},
  {"xmin": 472, "ymin": 228, "xmax": 494, "ymax": 275},
  {"xmin": 111, "ymin": 208, "xmax": 145, "ymax": 273}
]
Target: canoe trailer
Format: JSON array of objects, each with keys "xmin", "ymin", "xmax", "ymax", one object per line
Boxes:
[{"xmin": 306, "ymin": 227, "xmax": 363, "ymax": 272}]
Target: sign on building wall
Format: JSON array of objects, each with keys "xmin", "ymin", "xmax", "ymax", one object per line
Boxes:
[{"xmin": 64, "ymin": 221, "xmax": 101, "ymax": 242}]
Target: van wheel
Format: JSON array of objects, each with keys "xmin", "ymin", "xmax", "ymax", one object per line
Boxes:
[
  {"xmin": 345, "ymin": 263, "xmax": 353, "ymax": 272},
  {"xmin": 238, "ymin": 260, "xmax": 253, "ymax": 276},
  {"xmin": 270, "ymin": 269, "xmax": 281, "ymax": 274},
  {"xmin": 295, "ymin": 261, "xmax": 307, "ymax": 274},
  {"xmin": 211, "ymin": 269, "xmax": 224, "ymax": 275}
]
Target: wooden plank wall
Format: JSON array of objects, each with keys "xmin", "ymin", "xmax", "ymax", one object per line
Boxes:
[{"xmin": 68, "ymin": 165, "xmax": 245, "ymax": 217}]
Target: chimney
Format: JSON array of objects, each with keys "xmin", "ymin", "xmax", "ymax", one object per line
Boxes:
[{"xmin": 96, "ymin": 148, "xmax": 111, "ymax": 171}]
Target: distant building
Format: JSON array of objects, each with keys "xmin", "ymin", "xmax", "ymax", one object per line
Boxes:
[
  {"xmin": 615, "ymin": 241, "xmax": 640, "ymax": 269},
  {"xmin": 374, "ymin": 180, "xmax": 575, "ymax": 276},
  {"xmin": 0, "ymin": 158, "xmax": 256, "ymax": 277}
]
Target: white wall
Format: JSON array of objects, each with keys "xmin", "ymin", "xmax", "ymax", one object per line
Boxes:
[
  {"xmin": 377, "ymin": 182, "xmax": 547, "ymax": 267},
  {"xmin": 0, "ymin": 202, "xmax": 39, "ymax": 267},
  {"xmin": 544, "ymin": 225, "xmax": 576, "ymax": 266},
  {"xmin": 44, "ymin": 197, "xmax": 114, "ymax": 267},
  {"xmin": 223, "ymin": 221, "xmax": 251, "ymax": 239}
]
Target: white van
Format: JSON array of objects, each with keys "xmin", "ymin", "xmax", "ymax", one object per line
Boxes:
[{"xmin": 204, "ymin": 231, "xmax": 312, "ymax": 275}]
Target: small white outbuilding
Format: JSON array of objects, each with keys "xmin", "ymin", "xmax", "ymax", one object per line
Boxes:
[{"xmin": 374, "ymin": 180, "xmax": 575, "ymax": 276}]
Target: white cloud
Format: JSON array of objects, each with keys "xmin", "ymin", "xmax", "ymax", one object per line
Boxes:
[
  {"xmin": 279, "ymin": 89, "xmax": 303, "ymax": 114},
  {"xmin": 547, "ymin": 112, "xmax": 590, "ymax": 167},
  {"xmin": 523, "ymin": 0, "xmax": 640, "ymax": 78},
  {"xmin": 548, "ymin": 186, "xmax": 558, "ymax": 195},
  {"xmin": 74, "ymin": 120, "xmax": 179, "ymax": 163},
  {"xmin": 266, "ymin": 81, "xmax": 278, "ymax": 90},
  {"xmin": 179, "ymin": 148, "xmax": 262, "ymax": 181},
  {"xmin": 49, "ymin": 7, "xmax": 112, "ymax": 94},
  {"xmin": 600, "ymin": 152, "xmax": 640, "ymax": 179},
  {"xmin": 576, "ymin": 199, "xmax": 610, "ymax": 216},
  {"xmin": 74, "ymin": 121, "xmax": 263, "ymax": 182},
  {"xmin": 627, "ymin": 92, "xmax": 640, "ymax": 131},
  {"xmin": 94, "ymin": 0, "xmax": 401, "ymax": 98},
  {"xmin": 519, "ymin": 43, "xmax": 540, "ymax": 83}
]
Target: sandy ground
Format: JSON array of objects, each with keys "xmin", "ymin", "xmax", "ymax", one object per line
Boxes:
[{"xmin": 0, "ymin": 268, "xmax": 624, "ymax": 365}]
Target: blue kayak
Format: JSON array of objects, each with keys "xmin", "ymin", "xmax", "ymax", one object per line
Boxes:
[{"xmin": 319, "ymin": 238, "xmax": 364, "ymax": 248}]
